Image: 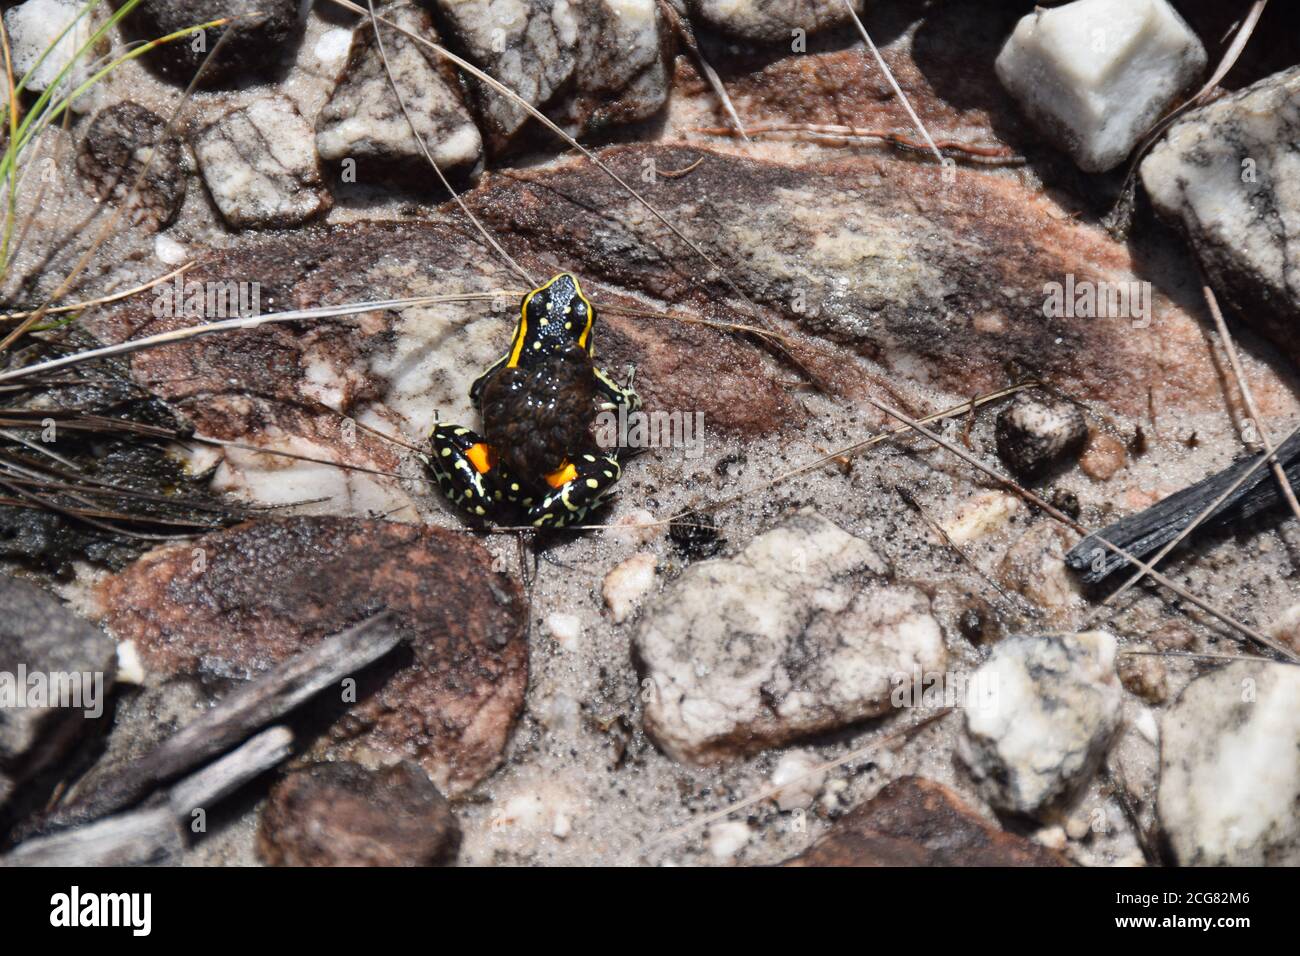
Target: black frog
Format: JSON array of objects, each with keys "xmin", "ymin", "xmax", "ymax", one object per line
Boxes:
[{"xmin": 428, "ymin": 273, "xmax": 640, "ymax": 527}]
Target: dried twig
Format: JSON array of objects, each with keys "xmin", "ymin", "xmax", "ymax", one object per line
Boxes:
[
  {"xmin": 1201, "ymin": 280, "xmax": 1300, "ymax": 521},
  {"xmin": 34, "ymin": 614, "xmax": 401, "ymax": 832},
  {"xmin": 858, "ymin": 392, "xmax": 1298, "ymax": 661},
  {"xmin": 3, "ymin": 728, "xmax": 293, "ymax": 867},
  {"xmin": 1106, "ymin": 0, "xmax": 1269, "ymax": 236}
]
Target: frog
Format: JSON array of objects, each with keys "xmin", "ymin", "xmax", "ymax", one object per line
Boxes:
[{"xmin": 428, "ymin": 273, "xmax": 641, "ymax": 527}]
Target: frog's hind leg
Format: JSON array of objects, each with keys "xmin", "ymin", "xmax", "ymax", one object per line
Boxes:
[
  {"xmin": 428, "ymin": 423, "xmax": 511, "ymax": 521},
  {"xmin": 527, "ymin": 453, "xmax": 622, "ymax": 528}
]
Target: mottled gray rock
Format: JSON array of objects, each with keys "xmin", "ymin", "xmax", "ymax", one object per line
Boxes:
[
  {"xmin": 0, "ymin": 576, "xmax": 116, "ymax": 804},
  {"xmin": 193, "ymin": 95, "xmax": 332, "ymax": 230},
  {"xmin": 258, "ymin": 761, "xmax": 460, "ymax": 866},
  {"xmin": 1141, "ymin": 66, "xmax": 1300, "ymax": 365},
  {"xmin": 435, "ymin": 0, "xmax": 580, "ymax": 147},
  {"xmin": 315, "ymin": 2, "xmax": 483, "ymax": 179},
  {"xmin": 995, "ymin": 393, "xmax": 1087, "ymax": 480},
  {"xmin": 635, "ymin": 509, "xmax": 946, "ymax": 764},
  {"xmin": 126, "ymin": 0, "xmax": 301, "ymax": 87},
  {"xmin": 1158, "ymin": 661, "xmax": 1300, "ymax": 866},
  {"xmin": 958, "ymin": 631, "xmax": 1122, "ymax": 820},
  {"xmin": 76, "ymin": 103, "xmax": 187, "ymax": 231},
  {"xmin": 433, "ymin": 0, "xmax": 670, "ymax": 148},
  {"xmin": 561, "ymin": 0, "xmax": 671, "ymax": 135},
  {"xmin": 686, "ymin": 0, "xmax": 863, "ymax": 43},
  {"xmin": 996, "ymin": 0, "xmax": 1205, "ymax": 172}
]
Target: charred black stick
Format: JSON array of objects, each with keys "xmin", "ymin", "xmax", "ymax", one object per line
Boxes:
[
  {"xmin": 1066, "ymin": 428, "xmax": 1300, "ymax": 585},
  {"xmin": 33, "ymin": 613, "xmax": 400, "ymax": 833}
]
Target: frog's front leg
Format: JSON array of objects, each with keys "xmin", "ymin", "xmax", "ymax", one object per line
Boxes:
[
  {"xmin": 469, "ymin": 354, "xmax": 508, "ymax": 410},
  {"xmin": 593, "ymin": 364, "xmax": 641, "ymax": 414},
  {"xmin": 428, "ymin": 422, "xmax": 516, "ymax": 521},
  {"xmin": 527, "ymin": 453, "xmax": 622, "ymax": 528}
]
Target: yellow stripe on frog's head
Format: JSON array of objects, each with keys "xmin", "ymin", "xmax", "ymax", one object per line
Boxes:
[{"xmin": 507, "ymin": 273, "xmax": 595, "ymax": 367}]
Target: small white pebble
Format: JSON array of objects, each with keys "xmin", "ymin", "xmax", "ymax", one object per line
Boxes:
[
  {"xmin": 1065, "ymin": 813, "xmax": 1092, "ymax": 841},
  {"xmin": 115, "ymin": 640, "xmax": 146, "ymax": 686},
  {"xmin": 770, "ymin": 749, "xmax": 827, "ymax": 811},
  {"xmin": 544, "ymin": 611, "xmax": 582, "ymax": 651},
  {"xmin": 1033, "ymin": 825, "xmax": 1068, "ymax": 851},
  {"xmin": 536, "ymin": 692, "xmax": 581, "ymax": 734},
  {"xmin": 941, "ymin": 491, "xmax": 1019, "ymax": 545},
  {"xmin": 1133, "ymin": 705, "xmax": 1159, "ymax": 747},
  {"xmin": 154, "ymin": 234, "xmax": 187, "ymax": 265},
  {"xmin": 707, "ymin": 820, "xmax": 751, "ymax": 862},
  {"xmin": 609, "ymin": 508, "xmax": 658, "ymax": 546},
  {"xmin": 314, "ymin": 27, "xmax": 352, "ymax": 67},
  {"xmin": 552, "ymin": 813, "xmax": 572, "ymax": 840},
  {"xmin": 602, "ymin": 552, "xmax": 657, "ymax": 623}
]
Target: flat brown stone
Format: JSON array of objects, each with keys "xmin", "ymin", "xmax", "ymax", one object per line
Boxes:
[
  {"xmin": 783, "ymin": 776, "xmax": 1068, "ymax": 867},
  {"xmin": 96, "ymin": 516, "xmax": 528, "ymax": 794},
  {"xmin": 258, "ymin": 761, "xmax": 460, "ymax": 866}
]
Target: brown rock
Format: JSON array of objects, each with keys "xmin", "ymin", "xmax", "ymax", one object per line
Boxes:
[
  {"xmin": 76, "ymin": 102, "xmax": 186, "ymax": 231},
  {"xmin": 1117, "ymin": 649, "xmax": 1169, "ymax": 704},
  {"xmin": 96, "ymin": 516, "xmax": 528, "ymax": 794},
  {"xmin": 783, "ymin": 776, "xmax": 1068, "ymax": 866},
  {"xmin": 467, "ymin": 142, "xmax": 1263, "ymax": 419},
  {"xmin": 258, "ymin": 761, "xmax": 459, "ymax": 866},
  {"xmin": 1080, "ymin": 432, "xmax": 1127, "ymax": 481}
]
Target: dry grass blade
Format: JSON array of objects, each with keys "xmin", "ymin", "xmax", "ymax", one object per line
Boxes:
[
  {"xmin": 842, "ymin": 1, "xmax": 944, "ymax": 168},
  {"xmin": 695, "ymin": 122, "xmax": 1025, "ymax": 164},
  {"xmin": 1080, "ymin": 427, "xmax": 1300, "ymax": 627},
  {"xmin": 1120, "ymin": 649, "xmax": 1297, "ymax": 667},
  {"xmin": 684, "ymin": 382, "xmax": 1035, "ymax": 519},
  {"xmin": 1106, "ymin": 0, "xmax": 1268, "ymax": 235},
  {"xmin": 657, "ymin": 0, "xmax": 750, "ymax": 144},
  {"xmin": 1201, "ymin": 279, "xmax": 1300, "ymax": 520},
  {"xmin": 190, "ymin": 434, "xmax": 420, "ymax": 483},
  {"xmin": 365, "ymin": 0, "xmax": 535, "ymax": 287},
  {"xmin": 0, "ymin": 292, "xmax": 501, "ymax": 383},
  {"xmin": 0, "ymin": 261, "xmax": 194, "ymax": 322}
]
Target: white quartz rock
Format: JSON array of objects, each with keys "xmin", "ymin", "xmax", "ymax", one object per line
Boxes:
[
  {"xmin": 3, "ymin": 0, "xmax": 103, "ymax": 112},
  {"xmin": 192, "ymin": 96, "xmax": 332, "ymax": 230},
  {"xmin": 1158, "ymin": 661, "xmax": 1300, "ymax": 866},
  {"xmin": 636, "ymin": 508, "xmax": 946, "ymax": 764},
  {"xmin": 770, "ymin": 749, "xmax": 827, "ymax": 811},
  {"xmin": 995, "ymin": 0, "xmax": 1206, "ymax": 172},
  {"xmin": 602, "ymin": 552, "xmax": 657, "ymax": 623},
  {"xmin": 959, "ymin": 630, "xmax": 1122, "ymax": 819}
]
